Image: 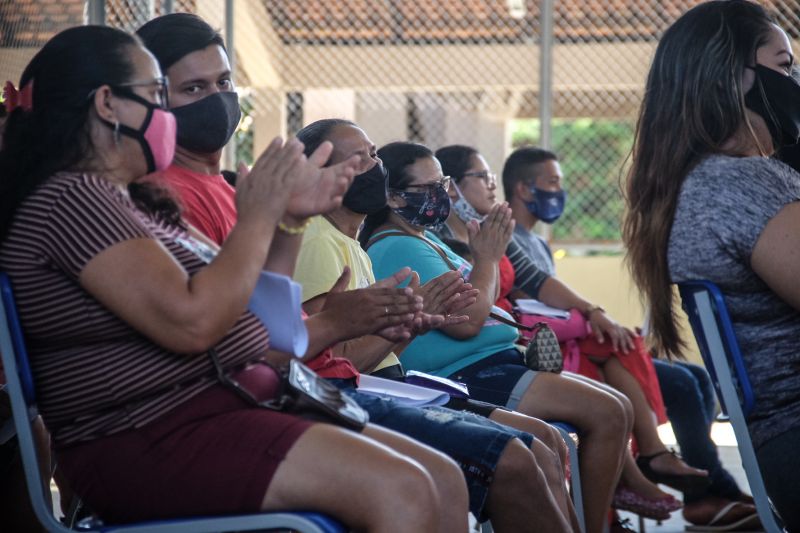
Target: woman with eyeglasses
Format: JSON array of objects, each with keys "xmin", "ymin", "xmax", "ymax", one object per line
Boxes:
[
  {"xmin": 433, "ymin": 144, "xmax": 713, "ymax": 525},
  {"xmin": 433, "ymin": 145, "xmax": 527, "ymax": 314},
  {"xmin": 0, "ymin": 26, "xmax": 455, "ymax": 530},
  {"xmin": 360, "ymin": 141, "xmax": 643, "ymax": 533}
]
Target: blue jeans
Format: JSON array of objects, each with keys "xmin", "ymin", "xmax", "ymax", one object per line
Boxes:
[
  {"xmin": 653, "ymin": 359, "xmax": 742, "ymax": 503},
  {"xmin": 448, "ymin": 349, "xmax": 538, "ymax": 411},
  {"xmin": 328, "ymin": 379, "xmax": 534, "ymax": 519}
]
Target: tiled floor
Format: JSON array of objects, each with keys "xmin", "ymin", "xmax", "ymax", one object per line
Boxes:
[{"xmin": 617, "ymin": 422, "xmax": 758, "ymax": 533}]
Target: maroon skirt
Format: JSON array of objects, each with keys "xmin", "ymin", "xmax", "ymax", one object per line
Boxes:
[{"xmin": 56, "ymin": 365, "xmax": 313, "ymax": 524}]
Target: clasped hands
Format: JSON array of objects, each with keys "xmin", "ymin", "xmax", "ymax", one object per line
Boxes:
[{"xmin": 321, "ymin": 266, "xmax": 479, "ymax": 343}]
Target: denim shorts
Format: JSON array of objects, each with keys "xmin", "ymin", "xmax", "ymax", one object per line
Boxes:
[
  {"xmin": 449, "ymin": 348, "xmax": 538, "ymax": 411},
  {"xmin": 330, "ymin": 381, "xmax": 534, "ymax": 519},
  {"xmin": 368, "ymin": 364, "xmax": 500, "ymax": 418}
]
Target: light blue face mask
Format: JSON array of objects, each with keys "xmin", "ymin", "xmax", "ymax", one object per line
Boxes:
[
  {"xmin": 525, "ymin": 187, "xmax": 567, "ymax": 223},
  {"xmin": 450, "ymin": 181, "xmax": 487, "ymax": 224}
]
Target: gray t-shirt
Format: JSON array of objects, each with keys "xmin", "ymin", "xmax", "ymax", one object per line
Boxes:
[
  {"xmin": 668, "ymin": 154, "xmax": 800, "ymax": 449},
  {"xmin": 511, "ymin": 225, "xmax": 556, "ymax": 276}
]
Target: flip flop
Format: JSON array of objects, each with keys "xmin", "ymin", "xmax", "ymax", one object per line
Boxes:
[{"xmin": 685, "ymin": 501, "xmax": 761, "ymax": 532}]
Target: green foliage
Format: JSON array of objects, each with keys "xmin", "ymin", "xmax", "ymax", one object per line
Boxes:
[
  {"xmin": 234, "ymin": 94, "xmax": 255, "ymax": 166},
  {"xmin": 510, "ymin": 118, "xmax": 634, "ymax": 243}
]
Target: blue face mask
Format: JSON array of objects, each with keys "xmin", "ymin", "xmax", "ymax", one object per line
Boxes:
[{"xmin": 525, "ymin": 187, "xmax": 566, "ymax": 223}]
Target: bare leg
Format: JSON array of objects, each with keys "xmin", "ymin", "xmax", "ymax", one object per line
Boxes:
[
  {"xmin": 361, "ymin": 424, "xmax": 469, "ymax": 533},
  {"xmin": 490, "ymin": 409, "xmax": 579, "ymax": 530},
  {"xmin": 261, "ymin": 423, "xmax": 441, "ymax": 533},
  {"xmin": 601, "ymin": 358, "xmax": 707, "ymax": 478},
  {"xmin": 619, "ymin": 452, "xmax": 672, "ymax": 499},
  {"xmin": 490, "ymin": 409, "xmax": 569, "ymax": 474},
  {"xmin": 485, "ymin": 438, "xmax": 571, "ymax": 533},
  {"xmin": 515, "ymin": 372, "xmax": 630, "ymax": 533}
]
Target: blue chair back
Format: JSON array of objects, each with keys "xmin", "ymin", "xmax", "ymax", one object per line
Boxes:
[
  {"xmin": 678, "ymin": 280, "xmax": 755, "ymax": 416},
  {"xmin": 0, "ymin": 272, "xmax": 345, "ymax": 533},
  {"xmin": 678, "ymin": 280, "xmax": 784, "ymax": 533},
  {"xmin": 0, "ymin": 272, "xmax": 35, "ymax": 404}
]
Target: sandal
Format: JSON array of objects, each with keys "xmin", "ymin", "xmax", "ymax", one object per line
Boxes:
[
  {"xmin": 685, "ymin": 501, "xmax": 761, "ymax": 532},
  {"xmin": 636, "ymin": 449, "xmax": 711, "ymax": 492},
  {"xmin": 612, "ymin": 485, "xmax": 682, "ymax": 520}
]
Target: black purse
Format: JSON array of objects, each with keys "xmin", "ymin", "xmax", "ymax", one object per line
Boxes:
[{"xmin": 209, "ymin": 349, "xmax": 369, "ymax": 431}]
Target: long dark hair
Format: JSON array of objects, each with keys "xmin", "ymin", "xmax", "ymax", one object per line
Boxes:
[
  {"xmin": 359, "ymin": 141, "xmax": 433, "ymax": 248},
  {"xmin": 0, "ymin": 25, "xmax": 181, "ymax": 243},
  {"xmin": 435, "ymin": 144, "xmax": 478, "ymax": 185},
  {"xmin": 622, "ymin": 0, "xmax": 775, "ymax": 358}
]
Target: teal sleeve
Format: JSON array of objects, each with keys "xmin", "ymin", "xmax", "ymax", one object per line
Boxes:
[{"xmin": 368, "ymin": 236, "xmax": 454, "ymax": 287}]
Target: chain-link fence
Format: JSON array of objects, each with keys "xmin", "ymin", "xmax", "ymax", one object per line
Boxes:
[
  {"xmin": 237, "ymin": 0, "xmax": 680, "ymax": 246},
  {"xmin": 2, "ymin": 0, "xmax": 800, "ymax": 245}
]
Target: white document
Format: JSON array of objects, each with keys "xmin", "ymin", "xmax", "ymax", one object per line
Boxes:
[
  {"xmin": 247, "ymin": 271, "xmax": 309, "ymax": 357},
  {"xmin": 514, "ymin": 299, "xmax": 571, "ymax": 319},
  {"xmin": 356, "ymin": 375, "xmax": 450, "ymax": 407}
]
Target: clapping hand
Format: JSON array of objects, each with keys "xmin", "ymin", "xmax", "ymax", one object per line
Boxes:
[
  {"xmin": 285, "ymin": 140, "xmax": 359, "ymax": 219},
  {"xmin": 467, "ymin": 202, "xmax": 515, "ymax": 263},
  {"xmin": 407, "ymin": 271, "xmax": 478, "ymax": 335},
  {"xmin": 235, "ymin": 137, "xmax": 304, "ymax": 226},
  {"xmin": 321, "ymin": 266, "xmax": 422, "ymax": 342}
]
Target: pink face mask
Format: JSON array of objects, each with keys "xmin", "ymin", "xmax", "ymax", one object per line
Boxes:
[
  {"xmin": 142, "ymin": 108, "xmax": 176, "ymax": 172},
  {"xmin": 103, "ymin": 90, "xmax": 176, "ymax": 173}
]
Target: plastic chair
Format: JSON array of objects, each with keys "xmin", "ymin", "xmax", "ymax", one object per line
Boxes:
[
  {"xmin": 0, "ymin": 272, "xmax": 345, "ymax": 533},
  {"xmin": 678, "ymin": 280, "xmax": 785, "ymax": 533}
]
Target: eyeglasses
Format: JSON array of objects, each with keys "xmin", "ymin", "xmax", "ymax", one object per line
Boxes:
[
  {"xmin": 401, "ymin": 176, "xmax": 451, "ymax": 193},
  {"xmin": 110, "ymin": 77, "xmax": 170, "ymax": 109},
  {"xmin": 462, "ymin": 171, "xmax": 497, "ymax": 185}
]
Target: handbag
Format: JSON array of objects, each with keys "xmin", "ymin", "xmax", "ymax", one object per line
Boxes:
[
  {"xmin": 210, "ymin": 349, "xmax": 369, "ymax": 430},
  {"xmin": 516, "ymin": 307, "xmax": 590, "ymax": 342}
]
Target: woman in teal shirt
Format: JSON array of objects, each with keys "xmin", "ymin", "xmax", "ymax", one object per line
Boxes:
[
  {"xmin": 360, "ymin": 142, "xmax": 655, "ymax": 532},
  {"xmin": 368, "ymin": 225, "xmax": 519, "ymax": 377}
]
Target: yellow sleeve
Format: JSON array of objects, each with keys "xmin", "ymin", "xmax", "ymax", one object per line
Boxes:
[{"xmin": 295, "ymin": 231, "xmax": 349, "ymax": 303}]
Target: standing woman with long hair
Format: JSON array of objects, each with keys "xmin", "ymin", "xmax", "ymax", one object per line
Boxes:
[{"xmin": 624, "ymin": 1, "xmax": 800, "ymax": 528}]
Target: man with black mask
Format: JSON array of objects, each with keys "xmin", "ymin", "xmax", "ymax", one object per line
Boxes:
[{"xmin": 137, "ymin": 13, "xmax": 243, "ymax": 245}]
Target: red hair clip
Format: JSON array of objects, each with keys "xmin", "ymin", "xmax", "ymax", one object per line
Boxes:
[{"xmin": 3, "ymin": 80, "xmax": 33, "ymax": 113}]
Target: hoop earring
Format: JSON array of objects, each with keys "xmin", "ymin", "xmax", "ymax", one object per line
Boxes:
[{"xmin": 113, "ymin": 120, "xmax": 120, "ymax": 145}]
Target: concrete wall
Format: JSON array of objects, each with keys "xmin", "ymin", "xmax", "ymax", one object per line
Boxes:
[{"xmin": 555, "ymin": 253, "xmax": 703, "ymax": 366}]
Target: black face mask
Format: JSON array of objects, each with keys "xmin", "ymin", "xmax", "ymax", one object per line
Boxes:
[
  {"xmin": 744, "ymin": 64, "xmax": 800, "ymax": 148},
  {"xmin": 170, "ymin": 91, "xmax": 242, "ymax": 153},
  {"xmin": 342, "ymin": 162, "xmax": 389, "ymax": 215}
]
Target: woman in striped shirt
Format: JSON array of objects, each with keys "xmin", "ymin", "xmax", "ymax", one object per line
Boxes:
[{"xmin": 0, "ymin": 25, "xmax": 461, "ymax": 530}]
